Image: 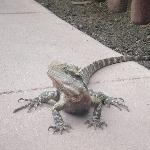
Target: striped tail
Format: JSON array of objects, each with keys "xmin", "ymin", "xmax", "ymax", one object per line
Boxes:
[{"xmin": 80, "ymin": 55, "xmax": 150, "ymax": 85}]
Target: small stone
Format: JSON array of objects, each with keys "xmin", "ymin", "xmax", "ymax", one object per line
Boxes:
[
  {"xmin": 147, "ymin": 35, "xmax": 150, "ymax": 40},
  {"xmin": 78, "ymin": 24, "xmax": 83, "ymax": 29}
]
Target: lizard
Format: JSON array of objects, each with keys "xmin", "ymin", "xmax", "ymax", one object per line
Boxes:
[{"xmin": 13, "ymin": 55, "xmax": 150, "ymax": 134}]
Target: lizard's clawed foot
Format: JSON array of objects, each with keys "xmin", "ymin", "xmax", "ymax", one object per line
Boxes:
[
  {"xmin": 48, "ymin": 123, "xmax": 72, "ymax": 134},
  {"xmin": 104, "ymin": 97, "xmax": 129, "ymax": 112},
  {"xmin": 85, "ymin": 119, "xmax": 107, "ymax": 129},
  {"xmin": 13, "ymin": 97, "xmax": 42, "ymax": 113}
]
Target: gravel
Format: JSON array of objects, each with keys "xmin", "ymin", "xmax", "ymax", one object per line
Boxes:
[{"xmin": 36, "ymin": 0, "xmax": 150, "ymax": 69}]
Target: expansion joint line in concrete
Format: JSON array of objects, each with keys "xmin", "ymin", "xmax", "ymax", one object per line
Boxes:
[
  {"xmin": 0, "ymin": 86, "xmax": 50, "ymax": 96},
  {"xmin": 0, "ymin": 76, "xmax": 150, "ymax": 96},
  {"xmin": 91, "ymin": 76, "xmax": 150, "ymax": 84}
]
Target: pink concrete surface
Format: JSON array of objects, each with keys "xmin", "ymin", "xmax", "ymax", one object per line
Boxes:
[
  {"xmin": 0, "ymin": 0, "xmax": 48, "ymax": 13},
  {"xmin": 0, "ymin": 0, "xmax": 150, "ymax": 150}
]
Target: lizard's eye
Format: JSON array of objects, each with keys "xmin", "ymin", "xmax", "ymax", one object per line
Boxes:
[
  {"xmin": 72, "ymin": 74, "xmax": 82, "ymax": 80},
  {"xmin": 64, "ymin": 70, "xmax": 83, "ymax": 81},
  {"xmin": 71, "ymin": 73, "xmax": 83, "ymax": 82}
]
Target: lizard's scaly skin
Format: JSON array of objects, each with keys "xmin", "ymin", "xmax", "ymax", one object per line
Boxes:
[
  {"xmin": 14, "ymin": 55, "xmax": 150, "ymax": 134},
  {"xmin": 80, "ymin": 55, "xmax": 150, "ymax": 85}
]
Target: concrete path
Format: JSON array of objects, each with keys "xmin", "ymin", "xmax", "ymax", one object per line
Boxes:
[{"xmin": 0, "ymin": 0, "xmax": 150, "ymax": 150}]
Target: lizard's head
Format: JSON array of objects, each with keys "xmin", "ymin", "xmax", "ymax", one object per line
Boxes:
[{"xmin": 47, "ymin": 61, "xmax": 87, "ymax": 102}]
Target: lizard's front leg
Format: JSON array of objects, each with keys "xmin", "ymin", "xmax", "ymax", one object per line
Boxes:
[
  {"xmin": 90, "ymin": 90, "xmax": 129, "ymax": 111},
  {"xmin": 86, "ymin": 90, "xmax": 129, "ymax": 129},
  {"xmin": 13, "ymin": 89, "xmax": 60, "ymax": 113},
  {"xmin": 48, "ymin": 94, "xmax": 71, "ymax": 134}
]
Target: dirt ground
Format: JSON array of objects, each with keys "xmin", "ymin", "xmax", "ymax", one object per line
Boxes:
[{"xmin": 35, "ymin": 0, "xmax": 150, "ymax": 69}]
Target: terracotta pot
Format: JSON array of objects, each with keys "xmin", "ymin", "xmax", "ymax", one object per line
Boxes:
[
  {"xmin": 107, "ymin": 0, "xmax": 128, "ymax": 12},
  {"xmin": 131, "ymin": 0, "xmax": 150, "ymax": 25}
]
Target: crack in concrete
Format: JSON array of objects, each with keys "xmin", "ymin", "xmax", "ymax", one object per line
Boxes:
[
  {"xmin": 0, "ymin": 86, "xmax": 50, "ymax": 96},
  {"xmin": 91, "ymin": 76, "xmax": 150, "ymax": 84},
  {"xmin": 0, "ymin": 12, "xmax": 42, "ymax": 15},
  {"xmin": 0, "ymin": 76, "xmax": 150, "ymax": 96}
]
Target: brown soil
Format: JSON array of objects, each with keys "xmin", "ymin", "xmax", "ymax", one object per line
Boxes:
[{"xmin": 35, "ymin": 0, "xmax": 150, "ymax": 69}]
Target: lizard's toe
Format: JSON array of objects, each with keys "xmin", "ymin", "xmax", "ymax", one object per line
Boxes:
[
  {"xmin": 85, "ymin": 119, "xmax": 107, "ymax": 130},
  {"xmin": 13, "ymin": 97, "xmax": 42, "ymax": 113},
  {"xmin": 48, "ymin": 123, "xmax": 72, "ymax": 134},
  {"xmin": 104, "ymin": 97, "xmax": 129, "ymax": 112}
]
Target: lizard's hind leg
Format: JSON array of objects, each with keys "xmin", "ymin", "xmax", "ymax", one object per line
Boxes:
[
  {"xmin": 85, "ymin": 90, "xmax": 107, "ymax": 129},
  {"xmin": 13, "ymin": 89, "xmax": 60, "ymax": 113},
  {"xmin": 85, "ymin": 101, "xmax": 107, "ymax": 129}
]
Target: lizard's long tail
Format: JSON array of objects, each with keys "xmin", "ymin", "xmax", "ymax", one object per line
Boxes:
[{"xmin": 80, "ymin": 55, "xmax": 150, "ymax": 85}]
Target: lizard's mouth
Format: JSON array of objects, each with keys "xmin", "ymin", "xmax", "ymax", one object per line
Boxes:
[{"xmin": 51, "ymin": 77, "xmax": 81, "ymax": 98}]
